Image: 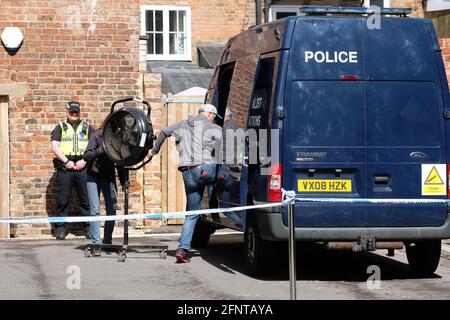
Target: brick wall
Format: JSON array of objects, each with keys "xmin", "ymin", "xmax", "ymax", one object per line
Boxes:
[
  {"xmin": 139, "ymin": 0, "xmax": 256, "ymax": 63},
  {"xmin": 440, "ymin": 38, "xmax": 450, "ymax": 87},
  {"xmin": 0, "ymin": 0, "xmax": 142, "ymax": 237},
  {"xmin": 391, "ymin": 0, "xmax": 425, "ymax": 17}
]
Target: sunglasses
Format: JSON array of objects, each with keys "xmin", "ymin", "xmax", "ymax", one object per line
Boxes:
[{"xmin": 68, "ymin": 110, "xmax": 80, "ymax": 115}]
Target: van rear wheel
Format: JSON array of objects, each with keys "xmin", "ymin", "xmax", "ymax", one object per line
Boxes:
[
  {"xmin": 244, "ymin": 218, "xmax": 275, "ymax": 276},
  {"xmin": 405, "ymin": 240, "xmax": 441, "ymax": 275}
]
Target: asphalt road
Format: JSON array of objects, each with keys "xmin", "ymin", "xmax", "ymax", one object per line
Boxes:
[{"xmin": 0, "ymin": 232, "xmax": 450, "ymax": 300}]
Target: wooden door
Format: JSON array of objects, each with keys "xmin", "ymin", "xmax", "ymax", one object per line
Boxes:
[{"xmin": 162, "ymin": 95, "xmax": 204, "ymax": 224}]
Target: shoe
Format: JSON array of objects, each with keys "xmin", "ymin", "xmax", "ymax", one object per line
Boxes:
[
  {"xmin": 55, "ymin": 231, "xmax": 66, "ymax": 240},
  {"xmin": 91, "ymin": 245, "xmax": 101, "ymax": 257},
  {"xmin": 85, "ymin": 230, "xmax": 92, "ymax": 240},
  {"xmin": 175, "ymin": 248, "xmax": 190, "ymax": 263}
]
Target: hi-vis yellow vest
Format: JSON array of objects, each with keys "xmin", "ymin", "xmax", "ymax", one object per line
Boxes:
[{"xmin": 59, "ymin": 120, "xmax": 90, "ymax": 156}]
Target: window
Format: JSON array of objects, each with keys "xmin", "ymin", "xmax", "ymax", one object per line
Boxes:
[
  {"xmin": 248, "ymin": 58, "xmax": 275, "ymax": 171},
  {"xmin": 141, "ymin": 6, "xmax": 191, "ymax": 60},
  {"xmin": 269, "ymin": 5, "xmax": 305, "ymax": 22},
  {"xmin": 363, "ymin": 0, "xmax": 390, "ymax": 8}
]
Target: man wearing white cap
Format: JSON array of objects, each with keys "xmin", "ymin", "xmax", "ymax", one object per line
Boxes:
[{"xmin": 148, "ymin": 104, "xmax": 222, "ymax": 263}]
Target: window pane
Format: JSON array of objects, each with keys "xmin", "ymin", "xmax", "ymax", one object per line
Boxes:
[
  {"xmin": 155, "ymin": 33, "xmax": 163, "ymax": 54},
  {"xmin": 155, "ymin": 10, "xmax": 163, "ymax": 32},
  {"xmin": 169, "ymin": 11, "xmax": 177, "ymax": 32},
  {"xmin": 169, "ymin": 33, "xmax": 175, "ymax": 54},
  {"xmin": 169, "ymin": 33, "xmax": 186, "ymax": 55},
  {"xmin": 370, "ymin": 0, "xmax": 385, "ymax": 7},
  {"xmin": 178, "ymin": 11, "xmax": 186, "ymax": 32},
  {"xmin": 276, "ymin": 12, "xmax": 296, "ymax": 20},
  {"xmin": 177, "ymin": 33, "xmax": 185, "ymax": 55},
  {"xmin": 146, "ymin": 10, "xmax": 153, "ymax": 32},
  {"xmin": 147, "ymin": 33, "xmax": 154, "ymax": 54}
]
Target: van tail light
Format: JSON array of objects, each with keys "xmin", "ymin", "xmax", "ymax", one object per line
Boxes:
[
  {"xmin": 448, "ymin": 164, "xmax": 450, "ymax": 199},
  {"xmin": 340, "ymin": 74, "xmax": 358, "ymax": 81},
  {"xmin": 268, "ymin": 163, "xmax": 282, "ymax": 202}
]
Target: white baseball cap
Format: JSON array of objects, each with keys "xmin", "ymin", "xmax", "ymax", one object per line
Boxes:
[{"xmin": 199, "ymin": 104, "xmax": 222, "ymax": 119}]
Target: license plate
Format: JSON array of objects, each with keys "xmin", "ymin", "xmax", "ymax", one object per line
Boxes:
[{"xmin": 298, "ymin": 179, "xmax": 352, "ymax": 192}]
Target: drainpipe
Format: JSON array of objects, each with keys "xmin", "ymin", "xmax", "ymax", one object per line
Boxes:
[
  {"xmin": 256, "ymin": 0, "xmax": 261, "ymax": 25},
  {"xmin": 264, "ymin": 0, "xmax": 270, "ymax": 23}
]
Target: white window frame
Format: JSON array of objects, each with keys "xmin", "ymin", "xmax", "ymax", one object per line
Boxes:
[
  {"xmin": 140, "ymin": 5, "xmax": 192, "ymax": 61},
  {"xmin": 363, "ymin": 0, "xmax": 390, "ymax": 8},
  {"xmin": 269, "ymin": 5, "xmax": 305, "ymax": 22}
]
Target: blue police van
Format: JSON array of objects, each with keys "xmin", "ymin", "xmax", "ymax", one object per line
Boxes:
[{"xmin": 194, "ymin": 6, "xmax": 450, "ymax": 276}]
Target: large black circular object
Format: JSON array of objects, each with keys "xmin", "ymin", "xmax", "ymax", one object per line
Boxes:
[{"xmin": 103, "ymin": 107, "xmax": 154, "ymax": 167}]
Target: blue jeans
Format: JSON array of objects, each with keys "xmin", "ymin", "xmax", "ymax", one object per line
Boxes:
[
  {"xmin": 179, "ymin": 164, "xmax": 216, "ymax": 250},
  {"xmin": 217, "ymin": 165, "xmax": 242, "ymax": 227},
  {"xmin": 86, "ymin": 175, "xmax": 117, "ymax": 245}
]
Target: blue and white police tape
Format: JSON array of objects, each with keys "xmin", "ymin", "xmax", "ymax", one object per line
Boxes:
[
  {"xmin": 0, "ymin": 194, "xmax": 296, "ymax": 225},
  {"xmin": 2, "ymin": 193, "xmax": 447, "ymax": 225}
]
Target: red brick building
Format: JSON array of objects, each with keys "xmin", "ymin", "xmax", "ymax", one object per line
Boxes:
[
  {"xmin": 0, "ymin": 0, "xmax": 257, "ymax": 238},
  {"xmin": 0, "ymin": 0, "xmax": 448, "ymax": 238}
]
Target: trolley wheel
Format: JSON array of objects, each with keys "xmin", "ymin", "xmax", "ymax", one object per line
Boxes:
[
  {"xmin": 84, "ymin": 247, "xmax": 92, "ymax": 258},
  {"xmin": 117, "ymin": 252, "xmax": 127, "ymax": 262},
  {"xmin": 159, "ymin": 249, "xmax": 167, "ymax": 259}
]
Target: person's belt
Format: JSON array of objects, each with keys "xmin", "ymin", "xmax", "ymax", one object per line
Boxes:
[{"xmin": 178, "ymin": 165, "xmax": 199, "ymax": 172}]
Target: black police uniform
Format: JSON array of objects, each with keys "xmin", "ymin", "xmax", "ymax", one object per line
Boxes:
[{"xmin": 51, "ymin": 118, "xmax": 94, "ymax": 239}]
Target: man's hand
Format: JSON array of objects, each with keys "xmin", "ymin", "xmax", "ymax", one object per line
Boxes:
[
  {"xmin": 74, "ymin": 159, "xmax": 87, "ymax": 171},
  {"xmin": 146, "ymin": 149, "xmax": 154, "ymax": 161},
  {"xmin": 98, "ymin": 144, "xmax": 104, "ymax": 155},
  {"xmin": 65, "ymin": 160, "xmax": 75, "ymax": 170}
]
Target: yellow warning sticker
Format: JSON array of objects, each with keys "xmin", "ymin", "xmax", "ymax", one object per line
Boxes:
[{"xmin": 422, "ymin": 164, "xmax": 447, "ymax": 196}]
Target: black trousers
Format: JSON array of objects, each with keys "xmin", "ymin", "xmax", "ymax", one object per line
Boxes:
[{"xmin": 55, "ymin": 169, "xmax": 90, "ymax": 232}]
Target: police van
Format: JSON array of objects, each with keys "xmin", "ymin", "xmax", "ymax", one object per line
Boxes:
[{"xmin": 194, "ymin": 6, "xmax": 450, "ymax": 276}]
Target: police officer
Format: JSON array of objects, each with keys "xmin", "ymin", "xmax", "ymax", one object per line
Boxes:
[{"xmin": 50, "ymin": 101, "xmax": 94, "ymax": 240}]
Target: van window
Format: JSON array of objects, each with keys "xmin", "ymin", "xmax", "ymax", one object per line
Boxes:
[
  {"xmin": 217, "ymin": 62, "xmax": 235, "ymax": 122},
  {"xmin": 221, "ymin": 55, "xmax": 259, "ymax": 129},
  {"xmin": 248, "ymin": 58, "xmax": 275, "ymax": 169},
  {"xmin": 248, "ymin": 58, "xmax": 274, "ymax": 131}
]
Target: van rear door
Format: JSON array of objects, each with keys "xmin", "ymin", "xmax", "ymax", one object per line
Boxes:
[
  {"xmin": 284, "ymin": 17, "xmax": 367, "ymax": 227},
  {"xmin": 364, "ymin": 19, "xmax": 447, "ymax": 227},
  {"xmin": 284, "ymin": 17, "xmax": 447, "ymax": 228}
]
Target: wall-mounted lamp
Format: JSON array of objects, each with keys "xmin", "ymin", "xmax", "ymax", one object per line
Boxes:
[{"xmin": 1, "ymin": 27, "xmax": 24, "ymax": 54}]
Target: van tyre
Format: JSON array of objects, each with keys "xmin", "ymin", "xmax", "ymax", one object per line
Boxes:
[
  {"xmin": 405, "ymin": 240, "xmax": 441, "ymax": 275},
  {"xmin": 244, "ymin": 217, "xmax": 275, "ymax": 277},
  {"xmin": 191, "ymin": 219, "xmax": 215, "ymax": 248}
]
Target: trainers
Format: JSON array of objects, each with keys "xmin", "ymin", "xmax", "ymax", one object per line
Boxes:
[
  {"xmin": 175, "ymin": 248, "xmax": 190, "ymax": 263},
  {"xmin": 85, "ymin": 229, "xmax": 92, "ymax": 240},
  {"xmin": 91, "ymin": 245, "xmax": 101, "ymax": 257}
]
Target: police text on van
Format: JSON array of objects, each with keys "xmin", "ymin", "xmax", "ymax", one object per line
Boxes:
[{"xmin": 304, "ymin": 51, "xmax": 358, "ymax": 63}]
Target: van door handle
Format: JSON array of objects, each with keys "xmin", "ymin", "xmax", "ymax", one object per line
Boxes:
[
  {"xmin": 444, "ymin": 111, "xmax": 450, "ymax": 120},
  {"xmin": 373, "ymin": 175, "xmax": 390, "ymax": 185}
]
